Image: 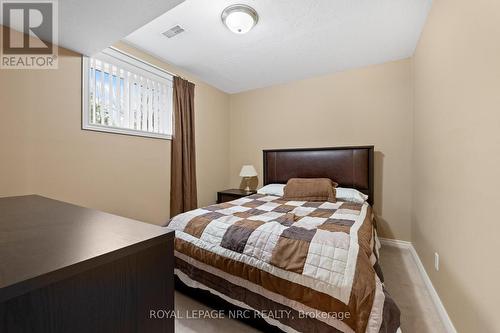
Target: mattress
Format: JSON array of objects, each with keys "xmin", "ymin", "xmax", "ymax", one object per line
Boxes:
[{"xmin": 167, "ymin": 194, "xmax": 401, "ymax": 332}]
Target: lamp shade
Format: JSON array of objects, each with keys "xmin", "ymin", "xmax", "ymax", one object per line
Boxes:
[{"xmin": 239, "ymin": 165, "xmax": 257, "ymax": 177}]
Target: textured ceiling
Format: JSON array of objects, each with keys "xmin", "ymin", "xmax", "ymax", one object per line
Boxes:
[
  {"xmin": 1, "ymin": 0, "xmax": 184, "ymax": 56},
  {"xmin": 125, "ymin": 0, "xmax": 432, "ymax": 93}
]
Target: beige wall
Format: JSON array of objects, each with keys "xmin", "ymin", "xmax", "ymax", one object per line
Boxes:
[
  {"xmin": 0, "ymin": 30, "xmax": 230, "ymax": 225},
  {"xmin": 413, "ymin": 0, "xmax": 500, "ymax": 331},
  {"xmin": 0, "ymin": 27, "xmax": 414, "ymax": 241},
  {"xmin": 0, "ymin": 64, "xmax": 31, "ymax": 196},
  {"xmin": 229, "ymin": 59, "xmax": 413, "ymax": 241},
  {"xmin": 2, "ymin": 31, "xmax": 413, "ymax": 241}
]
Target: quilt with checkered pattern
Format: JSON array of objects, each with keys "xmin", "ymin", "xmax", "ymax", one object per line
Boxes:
[{"xmin": 167, "ymin": 194, "xmax": 401, "ymax": 333}]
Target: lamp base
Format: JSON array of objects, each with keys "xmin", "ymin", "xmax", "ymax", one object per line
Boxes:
[{"xmin": 244, "ymin": 177, "xmax": 251, "ymax": 192}]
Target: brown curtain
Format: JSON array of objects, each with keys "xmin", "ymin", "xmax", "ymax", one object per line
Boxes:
[{"xmin": 170, "ymin": 76, "xmax": 197, "ymax": 217}]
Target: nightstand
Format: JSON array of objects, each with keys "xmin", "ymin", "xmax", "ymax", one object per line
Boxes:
[{"xmin": 217, "ymin": 189, "xmax": 257, "ymax": 203}]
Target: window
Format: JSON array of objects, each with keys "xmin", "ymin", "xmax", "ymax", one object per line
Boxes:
[{"xmin": 82, "ymin": 48, "xmax": 173, "ymax": 139}]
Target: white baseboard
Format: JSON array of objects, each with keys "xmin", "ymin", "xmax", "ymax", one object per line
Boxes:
[
  {"xmin": 379, "ymin": 237, "xmax": 412, "ymax": 249},
  {"xmin": 379, "ymin": 237, "xmax": 457, "ymax": 333}
]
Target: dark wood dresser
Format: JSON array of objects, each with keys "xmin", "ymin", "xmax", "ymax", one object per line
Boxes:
[{"xmin": 0, "ymin": 195, "xmax": 174, "ymax": 333}]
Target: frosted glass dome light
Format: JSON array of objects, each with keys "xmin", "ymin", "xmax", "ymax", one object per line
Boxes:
[{"xmin": 221, "ymin": 5, "xmax": 258, "ymax": 34}]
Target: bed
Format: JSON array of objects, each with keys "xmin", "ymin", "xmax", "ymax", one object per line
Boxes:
[{"xmin": 167, "ymin": 146, "xmax": 401, "ymax": 333}]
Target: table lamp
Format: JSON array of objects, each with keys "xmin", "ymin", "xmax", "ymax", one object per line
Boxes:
[{"xmin": 239, "ymin": 165, "xmax": 257, "ymax": 192}]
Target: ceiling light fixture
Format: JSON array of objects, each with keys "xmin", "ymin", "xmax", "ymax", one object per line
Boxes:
[{"xmin": 221, "ymin": 4, "xmax": 258, "ymax": 34}]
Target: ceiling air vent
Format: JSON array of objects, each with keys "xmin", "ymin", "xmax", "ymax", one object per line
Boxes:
[{"xmin": 162, "ymin": 25, "xmax": 185, "ymax": 38}]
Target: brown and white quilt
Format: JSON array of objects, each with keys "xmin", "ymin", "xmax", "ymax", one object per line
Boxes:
[{"xmin": 167, "ymin": 194, "xmax": 401, "ymax": 333}]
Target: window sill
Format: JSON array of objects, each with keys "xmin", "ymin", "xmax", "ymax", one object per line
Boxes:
[{"xmin": 82, "ymin": 124, "xmax": 172, "ymax": 140}]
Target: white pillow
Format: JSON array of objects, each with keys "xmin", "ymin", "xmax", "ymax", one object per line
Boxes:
[
  {"xmin": 336, "ymin": 187, "xmax": 368, "ymax": 204},
  {"xmin": 257, "ymin": 184, "xmax": 285, "ymax": 196},
  {"xmin": 258, "ymin": 184, "xmax": 368, "ymax": 203}
]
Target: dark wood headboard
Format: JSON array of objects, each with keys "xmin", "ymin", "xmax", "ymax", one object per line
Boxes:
[{"xmin": 263, "ymin": 146, "xmax": 374, "ymax": 205}]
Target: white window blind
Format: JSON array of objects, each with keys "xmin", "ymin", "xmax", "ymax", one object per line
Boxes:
[{"xmin": 82, "ymin": 48, "xmax": 173, "ymax": 139}]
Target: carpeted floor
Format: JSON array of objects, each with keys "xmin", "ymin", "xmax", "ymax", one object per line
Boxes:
[
  {"xmin": 378, "ymin": 245, "xmax": 447, "ymax": 333},
  {"xmin": 174, "ymin": 245, "xmax": 448, "ymax": 333}
]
